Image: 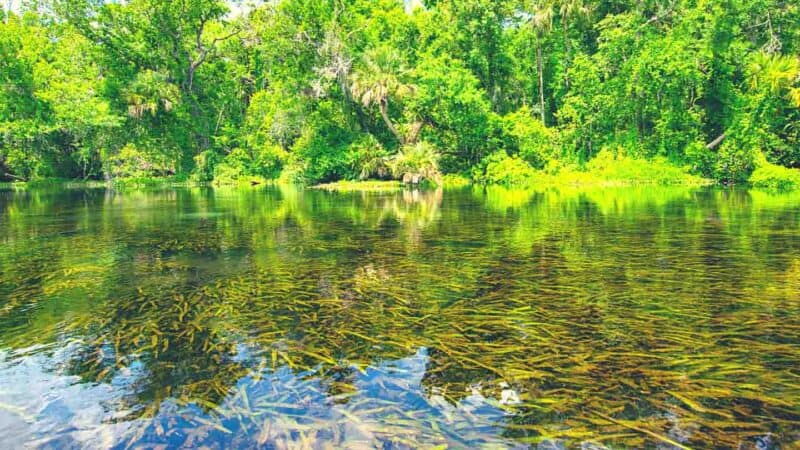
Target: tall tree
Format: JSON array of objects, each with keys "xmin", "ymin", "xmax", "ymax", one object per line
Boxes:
[
  {"xmin": 527, "ymin": 0, "xmax": 553, "ymax": 125},
  {"xmin": 558, "ymin": 0, "xmax": 589, "ymax": 90},
  {"xmin": 350, "ymin": 46, "xmax": 416, "ymax": 145}
]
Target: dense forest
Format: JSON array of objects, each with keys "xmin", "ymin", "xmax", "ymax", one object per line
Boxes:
[{"xmin": 1, "ymin": 0, "xmax": 800, "ymax": 188}]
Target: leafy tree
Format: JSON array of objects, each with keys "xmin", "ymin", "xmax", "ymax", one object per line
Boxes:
[{"xmin": 1, "ymin": 0, "xmax": 799, "ymax": 186}]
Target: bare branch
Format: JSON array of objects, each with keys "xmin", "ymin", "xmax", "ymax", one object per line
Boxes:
[{"xmin": 706, "ymin": 133, "xmax": 727, "ymax": 150}]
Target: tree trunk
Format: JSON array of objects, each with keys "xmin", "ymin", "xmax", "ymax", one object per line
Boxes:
[
  {"xmin": 536, "ymin": 41, "xmax": 546, "ymax": 126},
  {"xmin": 405, "ymin": 121, "xmax": 425, "ymax": 146},
  {"xmin": 706, "ymin": 133, "xmax": 727, "ymax": 150},
  {"xmin": 379, "ymin": 98, "xmax": 405, "ymax": 145},
  {"xmin": 563, "ymin": 20, "xmax": 571, "ymax": 91},
  {"xmin": 3, "ymin": 172, "xmax": 24, "ymax": 181}
]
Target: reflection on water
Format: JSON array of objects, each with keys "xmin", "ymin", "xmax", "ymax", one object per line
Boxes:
[{"xmin": 0, "ymin": 185, "xmax": 799, "ymax": 449}]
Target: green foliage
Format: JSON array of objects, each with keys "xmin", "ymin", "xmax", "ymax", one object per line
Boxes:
[
  {"xmin": 750, "ymin": 163, "xmax": 800, "ymax": 191},
  {"xmin": 345, "ymin": 135, "xmax": 390, "ymax": 180},
  {"xmin": 290, "ymin": 126, "xmax": 354, "ymax": 185},
  {"xmin": 684, "ymin": 141, "xmax": 717, "ymax": 178},
  {"xmin": 502, "ymin": 107, "xmax": 559, "ymax": 169},
  {"xmin": 1, "ymin": 0, "xmax": 800, "ymax": 187},
  {"xmin": 387, "ymin": 141, "xmax": 441, "ymax": 182},
  {"xmin": 441, "ymin": 174, "xmax": 472, "ymax": 188},
  {"xmin": 213, "ymin": 145, "xmax": 287, "ymax": 185},
  {"xmin": 749, "ymin": 152, "xmax": 800, "ymax": 191},
  {"xmin": 244, "ymin": 87, "xmax": 306, "ymax": 150},
  {"xmin": 0, "ymin": 14, "xmax": 120, "ymax": 181},
  {"xmin": 581, "ymin": 148, "xmax": 709, "ymax": 186},
  {"xmin": 473, "ymin": 148, "xmax": 709, "ymax": 187},
  {"xmin": 123, "ymin": 70, "xmax": 181, "ymax": 119},
  {"xmin": 192, "ymin": 150, "xmax": 223, "ymax": 182},
  {"xmin": 715, "ymin": 141, "xmax": 758, "ymax": 183},
  {"xmin": 474, "ymin": 152, "xmax": 538, "ymax": 187},
  {"xmin": 106, "ymin": 144, "xmax": 174, "ymax": 179},
  {"xmin": 409, "ymin": 55, "xmax": 498, "ymax": 171}
]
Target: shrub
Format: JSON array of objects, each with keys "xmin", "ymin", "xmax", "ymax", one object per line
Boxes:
[
  {"xmin": 474, "ymin": 152, "xmax": 537, "ymax": 187},
  {"xmin": 276, "ymin": 160, "xmax": 307, "ymax": 185},
  {"xmin": 252, "ymin": 144, "xmax": 288, "ymax": 179},
  {"xmin": 503, "ymin": 107, "xmax": 559, "ymax": 169},
  {"xmin": 585, "ymin": 148, "xmax": 708, "ymax": 185},
  {"xmin": 244, "ymin": 86, "xmax": 305, "ymax": 149},
  {"xmin": 192, "ymin": 150, "xmax": 223, "ymax": 182},
  {"xmin": 441, "ymin": 173, "xmax": 472, "ymax": 188},
  {"xmin": 106, "ymin": 144, "xmax": 174, "ymax": 179},
  {"xmin": 345, "ymin": 134, "xmax": 390, "ymax": 180},
  {"xmin": 290, "ymin": 127, "xmax": 352, "ymax": 184},
  {"xmin": 750, "ymin": 162, "xmax": 800, "ymax": 191},
  {"xmin": 2, "ymin": 146, "xmax": 41, "ymax": 180},
  {"xmin": 683, "ymin": 141, "xmax": 716, "ymax": 177},
  {"xmin": 212, "ymin": 145, "xmax": 287, "ymax": 185},
  {"xmin": 714, "ymin": 142, "xmax": 756, "ymax": 183},
  {"xmin": 387, "ymin": 141, "xmax": 441, "ymax": 182}
]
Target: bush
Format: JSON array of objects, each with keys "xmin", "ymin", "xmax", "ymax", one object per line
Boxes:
[
  {"xmin": 252, "ymin": 144, "xmax": 288, "ymax": 179},
  {"xmin": 714, "ymin": 141, "xmax": 756, "ymax": 183},
  {"xmin": 244, "ymin": 86, "xmax": 305, "ymax": 149},
  {"xmin": 683, "ymin": 141, "xmax": 716, "ymax": 177},
  {"xmin": 2, "ymin": 146, "xmax": 41, "ymax": 180},
  {"xmin": 585, "ymin": 148, "xmax": 707, "ymax": 185},
  {"xmin": 345, "ymin": 134, "xmax": 390, "ymax": 180},
  {"xmin": 474, "ymin": 152, "xmax": 537, "ymax": 187},
  {"xmin": 503, "ymin": 107, "xmax": 559, "ymax": 169},
  {"xmin": 750, "ymin": 162, "xmax": 800, "ymax": 191},
  {"xmin": 276, "ymin": 160, "xmax": 307, "ymax": 185},
  {"xmin": 387, "ymin": 141, "xmax": 441, "ymax": 182},
  {"xmin": 213, "ymin": 162, "xmax": 247, "ymax": 185},
  {"xmin": 212, "ymin": 145, "xmax": 287, "ymax": 185},
  {"xmin": 106, "ymin": 144, "xmax": 174, "ymax": 179},
  {"xmin": 192, "ymin": 150, "xmax": 223, "ymax": 182},
  {"xmin": 290, "ymin": 125, "xmax": 353, "ymax": 184},
  {"xmin": 441, "ymin": 173, "xmax": 472, "ymax": 188}
]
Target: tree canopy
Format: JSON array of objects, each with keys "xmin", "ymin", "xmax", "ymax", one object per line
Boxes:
[{"xmin": 1, "ymin": 0, "xmax": 799, "ymax": 186}]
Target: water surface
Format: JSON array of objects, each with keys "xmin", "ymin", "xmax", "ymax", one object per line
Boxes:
[{"xmin": 0, "ymin": 185, "xmax": 798, "ymax": 449}]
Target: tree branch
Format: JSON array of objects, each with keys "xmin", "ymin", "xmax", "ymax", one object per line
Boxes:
[{"xmin": 706, "ymin": 132, "xmax": 726, "ymax": 150}]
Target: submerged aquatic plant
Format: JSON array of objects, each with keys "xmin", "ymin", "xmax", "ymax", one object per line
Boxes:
[{"xmin": 0, "ymin": 185, "xmax": 798, "ymax": 448}]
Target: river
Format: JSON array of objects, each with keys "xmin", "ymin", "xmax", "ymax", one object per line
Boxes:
[{"xmin": 0, "ymin": 185, "xmax": 798, "ymax": 448}]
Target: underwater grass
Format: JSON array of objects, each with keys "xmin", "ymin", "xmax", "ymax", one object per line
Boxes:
[{"xmin": 0, "ymin": 185, "xmax": 798, "ymax": 448}]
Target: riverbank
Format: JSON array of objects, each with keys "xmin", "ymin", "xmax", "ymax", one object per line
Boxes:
[
  {"xmin": 311, "ymin": 166, "xmax": 714, "ymax": 192},
  {"xmin": 5, "ymin": 160, "xmax": 800, "ymax": 193},
  {"xmin": 313, "ymin": 180, "xmax": 404, "ymax": 192}
]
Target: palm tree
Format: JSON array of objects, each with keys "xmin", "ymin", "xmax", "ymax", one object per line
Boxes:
[
  {"xmin": 558, "ymin": 0, "xmax": 590, "ymax": 90},
  {"xmin": 528, "ymin": 1, "xmax": 553, "ymax": 125},
  {"xmin": 350, "ymin": 46, "xmax": 415, "ymax": 145},
  {"xmin": 4, "ymin": 0, "xmax": 12, "ymax": 25},
  {"xmin": 789, "ymin": 87, "xmax": 800, "ymax": 108},
  {"xmin": 124, "ymin": 70, "xmax": 180, "ymax": 119},
  {"xmin": 707, "ymin": 53, "xmax": 800, "ymax": 150},
  {"xmin": 747, "ymin": 52, "xmax": 799, "ymax": 97}
]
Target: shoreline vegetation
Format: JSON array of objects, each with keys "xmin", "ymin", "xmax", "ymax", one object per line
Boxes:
[
  {"xmin": 3, "ymin": 2, "xmax": 800, "ymax": 192},
  {"xmin": 6, "ymin": 149, "xmax": 800, "ymax": 193}
]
